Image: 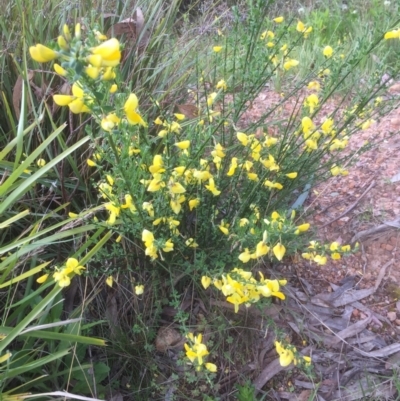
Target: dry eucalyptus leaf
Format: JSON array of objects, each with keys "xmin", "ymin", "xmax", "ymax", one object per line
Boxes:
[{"xmin": 174, "ymin": 104, "xmax": 199, "ymax": 119}]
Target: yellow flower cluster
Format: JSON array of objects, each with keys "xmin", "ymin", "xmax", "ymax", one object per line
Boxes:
[
  {"xmin": 301, "ymin": 241, "xmax": 353, "ymax": 265},
  {"xmin": 184, "ymin": 333, "xmax": 217, "ymax": 372},
  {"xmin": 30, "ymin": 24, "xmax": 121, "ymax": 114},
  {"xmin": 300, "ymin": 108, "xmax": 349, "ymax": 154},
  {"xmin": 37, "ymin": 258, "xmax": 85, "ymax": 287},
  {"xmin": 142, "ymin": 229, "xmax": 174, "ymax": 260},
  {"xmin": 202, "ymin": 268, "xmax": 287, "ymax": 313},
  {"xmin": 29, "ymin": 24, "xmax": 147, "ymax": 126},
  {"xmin": 275, "ymin": 341, "xmax": 311, "ymax": 367},
  {"xmin": 237, "ymin": 211, "xmax": 310, "ymax": 263}
]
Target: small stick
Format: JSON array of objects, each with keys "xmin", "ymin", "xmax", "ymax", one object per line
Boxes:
[{"xmin": 320, "ymin": 179, "xmax": 375, "ymax": 228}]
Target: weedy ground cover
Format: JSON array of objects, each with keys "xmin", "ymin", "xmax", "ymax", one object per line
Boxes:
[{"xmin": 1, "ymin": 0, "xmax": 400, "ymax": 399}]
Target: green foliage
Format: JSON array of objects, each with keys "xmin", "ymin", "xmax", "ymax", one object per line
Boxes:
[{"xmin": 236, "ymin": 381, "xmax": 257, "ymax": 401}]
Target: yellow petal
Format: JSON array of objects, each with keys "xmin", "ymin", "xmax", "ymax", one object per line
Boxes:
[
  {"xmin": 201, "ymin": 276, "xmax": 212, "ymax": 289},
  {"xmin": 273, "ymin": 243, "xmax": 286, "ymax": 261},
  {"xmin": 54, "ymin": 63, "xmax": 67, "ymax": 76},
  {"xmin": 92, "ymin": 38, "xmax": 120, "ymax": 59},
  {"xmin": 135, "ymin": 284, "xmax": 144, "ymax": 295},
  {"xmin": 205, "ymin": 363, "xmax": 217, "ymax": 372},
  {"xmin": 106, "ymin": 276, "xmax": 113, "ymax": 287},
  {"xmin": 53, "ymin": 95, "xmax": 74, "ymax": 106},
  {"xmin": 36, "ymin": 274, "xmax": 49, "ymax": 284}
]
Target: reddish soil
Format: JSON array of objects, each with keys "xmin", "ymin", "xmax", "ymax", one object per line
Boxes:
[{"xmin": 240, "ymin": 85, "xmax": 400, "ymax": 326}]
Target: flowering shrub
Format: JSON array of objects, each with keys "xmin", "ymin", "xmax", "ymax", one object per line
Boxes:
[{"xmin": 27, "ymin": 11, "xmax": 397, "ymax": 381}]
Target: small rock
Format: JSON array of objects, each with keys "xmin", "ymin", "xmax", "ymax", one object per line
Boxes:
[
  {"xmin": 386, "ymin": 244, "xmax": 394, "ymax": 251},
  {"xmin": 155, "ymin": 326, "xmax": 182, "ymax": 352},
  {"xmin": 395, "ymin": 319, "xmax": 400, "ymax": 325},
  {"xmin": 352, "ymin": 309, "xmax": 360, "ymax": 318},
  {"xmin": 360, "ymin": 312, "xmax": 367, "ymax": 319},
  {"xmin": 387, "ymin": 312, "xmax": 397, "ymax": 322}
]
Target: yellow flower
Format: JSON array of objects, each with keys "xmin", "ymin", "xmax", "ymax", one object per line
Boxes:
[
  {"xmin": 275, "ymin": 341, "xmax": 295, "ymax": 367},
  {"xmin": 323, "ymin": 45, "xmax": 333, "ymax": 58},
  {"xmin": 29, "ymin": 44, "xmax": 58, "ymax": 63},
  {"xmin": 239, "ymin": 218, "xmax": 249, "ymax": 227},
  {"xmin": 186, "ymin": 238, "xmax": 198, "ymax": 248},
  {"xmin": 87, "ymin": 159, "xmax": 97, "ymax": 167},
  {"xmin": 63, "ymin": 24, "xmax": 71, "ymax": 41},
  {"xmin": 36, "ymin": 158, "xmax": 46, "ymax": 167},
  {"xmin": 175, "ymin": 140, "xmax": 190, "ymax": 149},
  {"xmin": 314, "ymin": 255, "xmax": 327, "ymax": 265},
  {"xmin": 205, "ymin": 178, "xmax": 221, "ymax": 196},
  {"xmin": 361, "ymin": 119, "xmax": 375, "ymax": 130},
  {"xmin": 65, "ymin": 258, "xmax": 85, "ymax": 275},
  {"xmin": 163, "ymin": 239, "xmax": 174, "ymax": 252},
  {"xmin": 295, "ymin": 223, "xmax": 310, "ymax": 234},
  {"xmin": 54, "ymin": 63, "xmax": 67, "ymax": 76},
  {"xmin": 307, "ymin": 81, "xmax": 320, "ymax": 91},
  {"xmin": 330, "ymin": 165, "xmax": 348, "ymax": 176},
  {"xmin": 109, "ymin": 84, "xmax": 118, "ymax": 93},
  {"xmin": 75, "ymin": 23, "xmax": 81, "ymax": 39},
  {"xmin": 273, "ymin": 16, "xmax": 284, "ymax": 23},
  {"xmin": 189, "ymin": 198, "xmax": 200, "ymax": 211},
  {"xmin": 106, "ymin": 276, "xmax": 113, "ymax": 287},
  {"xmin": 105, "ymin": 202, "xmax": 121, "ymax": 224},
  {"xmin": 218, "ymin": 220, "xmax": 229, "ymax": 235},
  {"xmin": 142, "ymin": 202, "xmax": 154, "ymax": 217},
  {"xmin": 124, "ymin": 94, "xmax": 147, "ymax": 127},
  {"xmin": 135, "ymin": 284, "xmax": 144, "ymax": 295},
  {"xmin": 84, "ymin": 65, "xmax": 100, "ymax": 79},
  {"xmin": 142, "ymin": 229, "xmax": 155, "ymax": 248},
  {"xmin": 331, "ymin": 252, "xmax": 341, "ymax": 260},
  {"xmin": 304, "ymin": 94, "xmax": 319, "ymax": 114},
  {"xmin": 264, "ymin": 180, "xmax": 283, "ymax": 190},
  {"xmin": 53, "ymin": 82, "xmax": 91, "ymax": 114},
  {"xmin": 237, "ymin": 132, "xmax": 249, "ymax": 146},
  {"xmin": 227, "ymin": 157, "xmax": 238, "ymax": 176},
  {"xmin": 273, "ymin": 243, "xmax": 286, "ymax": 261},
  {"xmin": 205, "ymin": 363, "xmax": 217, "ymax": 372},
  {"xmin": 283, "ymin": 59, "xmax": 299, "ymax": 70},
  {"xmin": 53, "ymin": 268, "xmax": 71, "ymax": 288},
  {"xmin": 91, "ymin": 38, "xmax": 121, "ymax": 67},
  {"xmin": 286, "ymin": 172, "xmax": 297, "ymax": 179},
  {"xmin": 102, "ymin": 67, "xmax": 116, "ymax": 80},
  {"xmin": 330, "ymin": 242, "xmax": 339, "ymax": 251},
  {"xmin": 94, "ymin": 30, "xmax": 108, "ymax": 41},
  {"xmin": 216, "ymin": 79, "xmax": 227, "ymax": 91},
  {"xmin": 69, "ymin": 212, "xmax": 78, "ymax": 218},
  {"xmin": 261, "ymin": 154, "xmax": 279, "ymax": 171},
  {"xmin": 213, "ymin": 46, "xmax": 223, "ymax": 52},
  {"xmin": 321, "ymin": 118, "xmax": 334, "ymax": 135},
  {"xmin": 36, "ymin": 273, "xmax": 49, "ymax": 284},
  {"xmin": 256, "ymin": 241, "xmax": 269, "ymax": 258},
  {"xmin": 296, "ymin": 20, "xmax": 312, "ymax": 36},
  {"xmin": 173, "ymin": 113, "xmax": 185, "ymax": 120},
  {"xmin": 201, "ymin": 276, "xmax": 212, "ymax": 289},
  {"xmin": 384, "ymin": 29, "xmax": 400, "ymax": 39},
  {"xmin": 101, "ymin": 113, "xmax": 121, "ymax": 131},
  {"xmin": 57, "ymin": 35, "xmax": 69, "ymax": 50},
  {"xmin": 120, "ymin": 194, "xmax": 136, "ymax": 213},
  {"xmin": 341, "ymin": 245, "xmax": 351, "ymax": 252},
  {"xmin": 302, "ymin": 116, "xmax": 315, "ymax": 135},
  {"xmin": 207, "ymin": 92, "xmax": 218, "ymax": 107}
]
